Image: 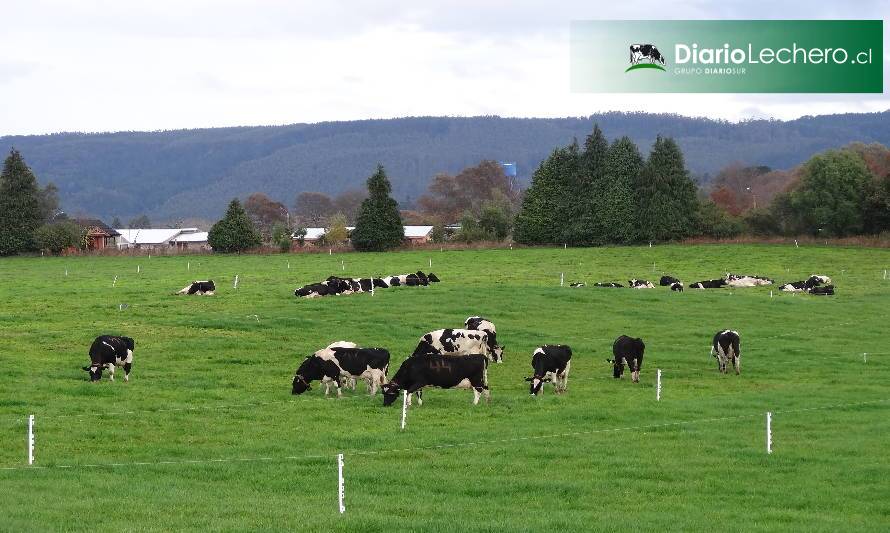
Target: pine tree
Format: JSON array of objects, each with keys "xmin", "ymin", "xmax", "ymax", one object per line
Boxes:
[
  {"xmin": 635, "ymin": 136, "xmax": 699, "ymax": 242},
  {"xmin": 565, "ymin": 125, "xmax": 609, "ymax": 245},
  {"xmin": 351, "ymin": 164, "xmax": 404, "ymax": 251},
  {"xmin": 207, "ymin": 199, "xmax": 262, "ymax": 253},
  {"xmin": 514, "ymin": 145, "xmax": 581, "ymax": 244},
  {"xmin": 0, "ymin": 149, "xmax": 44, "ymax": 255},
  {"xmin": 601, "ymin": 137, "xmax": 643, "ymax": 243}
]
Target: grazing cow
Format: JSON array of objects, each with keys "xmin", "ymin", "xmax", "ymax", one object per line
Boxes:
[
  {"xmin": 670, "ymin": 282, "xmax": 684, "ymax": 292},
  {"xmin": 711, "ymin": 330, "xmax": 741, "ymax": 375},
  {"xmin": 83, "ymin": 335, "xmax": 134, "ymax": 382},
  {"xmin": 381, "ymin": 353, "xmax": 490, "ymax": 406},
  {"xmin": 689, "ymin": 279, "xmax": 727, "ymax": 289},
  {"xmin": 780, "ymin": 274, "xmax": 832, "ymax": 292},
  {"xmin": 594, "ymin": 282, "xmax": 624, "ymax": 288},
  {"xmin": 411, "ymin": 328, "xmax": 498, "ymax": 362},
  {"xmin": 292, "ymin": 344, "xmax": 390, "ymax": 396},
  {"xmin": 725, "ymin": 274, "xmax": 773, "ymax": 287},
  {"xmin": 464, "ymin": 316, "xmax": 505, "ymax": 361},
  {"xmin": 659, "ymin": 275, "xmax": 681, "ymax": 286},
  {"xmin": 525, "ymin": 345, "xmax": 572, "ymax": 395},
  {"xmin": 609, "ymin": 335, "xmax": 645, "ymax": 383},
  {"xmin": 808, "ymin": 285, "xmax": 835, "ymax": 296},
  {"xmin": 630, "ymin": 44, "xmax": 666, "ymax": 65},
  {"xmin": 176, "ymin": 280, "xmax": 216, "ymax": 295},
  {"xmin": 629, "ymin": 279, "xmax": 655, "ymax": 289}
]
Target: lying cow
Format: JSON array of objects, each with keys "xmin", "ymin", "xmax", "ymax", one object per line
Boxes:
[
  {"xmin": 464, "ymin": 316, "xmax": 505, "ymax": 361},
  {"xmin": 808, "ymin": 285, "xmax": 835, "ymax": 296},
  {"xmin": 526, "ymin": 345, "xmax": 572, "ymax": 395},
  {"xmin": 569, "ymin": 282, "xmax": 585, "ymax": 288},
  {"xmin": 176, "ymin": 280, "xmax": 215, "ymax": 295},
  {"xmin": 711, "ymin": 330, "xmax": 741, "ymax": 374},
  {"xmin": 83, "ymin": 335, "xmax": 134, "ymax": 382},
  {"xmin": 725, "ymin": 273, "xmax": 773, "ymax": 287},
  {"xmin": 609, "ymin": 335, "xmax": 644, "ymax": 383},
  {"xmin": 594, "ymin": 282, "xmax": 624, "ymax": 288},
  {"xmin": 690, "ymin": 279, "xmax": 727, "ymax": 289},
  {"xmin": 629, "ymin": 279, "xmax": 655, "ymax": 289},
  {"xmin": 670, "ymin": 282, "xmax": 684, "ymax": 292},
  {"xmin": 292, "ymin": 344, "xmax": 390, "ymax": 396},
  {"xmin": 412, "ymin": 328, "xmax": 499, "ymax": 362},
  {"xmin": 381, "ymin": 353, "xmax": 490, "ymax": 406},
  {"xmin": 780, "ymin": 274, "xmax": 832, "ymax": 292},
  {"xmin": 427, "ymin": 273, "xmax": 441, "ymax": 283},
  {"xmin": 295, "ymin": 282, "xmax": 333, "ymax": 298},
  {"xmin": 659, "ymin": 275, "xmax": 681, "ymax": 286}
]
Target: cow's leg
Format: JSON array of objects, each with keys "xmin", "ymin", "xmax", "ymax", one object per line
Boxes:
[
  {"xmin": 733, "ymin": 356, "xmax": 740, "ymax": 375},
  {"xmin": 123, "ymin": 363, "xmax": 132, "ymax": 382},
  {"xmin": 472, "ymin": 387, "xmax": 481, "ymax": 405},
  {"xmin": 106, "ymin": 364, "xmax": 115, "ymax": 381}
]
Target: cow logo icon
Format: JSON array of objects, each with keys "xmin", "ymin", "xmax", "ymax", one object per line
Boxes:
[{"xmin": 627, "ymin": 44, "xmax": 666, "ymax": 72}]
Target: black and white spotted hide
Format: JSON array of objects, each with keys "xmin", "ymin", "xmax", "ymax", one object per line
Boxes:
[
  {"xmin": 176, "ymin": 280, "xmax": 216, "ymax": 295},
  {"xmin": 609, "ymin": 335, "xmax": 645, "ymax": 383},
  {"xmin": 411, "ymin": 328, "xmax": 498, "ymax": 362},
  {"xmin": 526, "ymin": 345, "xmax": 572, "ymax": 395},
  {"xmin": 711, "ymin": 330, "xmax": 741, "ymax": 375},
  {"xmin": 83, "ymin": 335, "xmax": 134, "ymax": 382},
  {"xmin": 464, "ymin": 316, "xmax": 504, "ymax": 361}
]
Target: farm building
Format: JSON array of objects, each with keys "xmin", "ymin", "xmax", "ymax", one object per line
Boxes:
[
  {"xmin": 293, "ymin": 226, "xmax": 434, "ymax": 246},
  {"xmin": 172, "ymin": 231, "xmax": 210, "ymax": 250},
  {"xmin": 71, "ymin": 219, "xmax": 121, "ymax": 250},
  {"xmin": 116, "ymin": 228, "xmax": 209, "ymax": 250}
]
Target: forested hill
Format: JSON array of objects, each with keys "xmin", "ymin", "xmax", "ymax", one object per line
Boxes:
[{"xmin": 3, "ymin": 111, "xmax": 890, "ymax": 222}]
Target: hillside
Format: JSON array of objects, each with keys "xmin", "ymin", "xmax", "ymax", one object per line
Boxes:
[{"xmin": 3, "ymin": 111, "xmax": 890, "ymax": 222}]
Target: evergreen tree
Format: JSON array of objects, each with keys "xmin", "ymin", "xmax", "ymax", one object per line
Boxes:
[
  {"xmin": 564, "ymin": 125, "xmax": 609, "ymax": 245},
  {"xmin": 514, "ymin": 145, "xmax": 581, "ymax": 244},
  {"xmin": 0, "ymin": 149, "xmax": 43, "ymax": 255},
  {"xmin": 601, "ymin": 137, "xmax": 643, "ymax": 243},
  {"xmin": 351, "ymin": 165, "xmax": 404, "ymax": 251},
  {"xmin": 634, "ymin": 136, "xmax": 699, "ymax": 242},
  {"xmin": 207, "ymin": 199, "xmax": 262, "ymax": 253}
]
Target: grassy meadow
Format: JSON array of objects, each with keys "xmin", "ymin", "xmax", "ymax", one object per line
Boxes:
[{"xmin": 0, "ymin": 244, "xmax": 888, "ymax": 531}]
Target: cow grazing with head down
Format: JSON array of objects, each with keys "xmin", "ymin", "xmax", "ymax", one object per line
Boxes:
[
  {"xmin": 412, "ymin": 328, "xmax": 499, "ymax": 362},
  {"xmin": 609, "ymin": 335, "xmax": 645, "ymax": 383},
  {"xmin": 83, "ymin": 335, "xmax": 134, "ymax": 382},
  {"xmin": 526, "ymin": 345, "xmax": 572, "ymax": 396},
  {"xmin": 630, "ymin": 44, "xmax": 666, "ymax": 65},
  {"xmin": 176, "ymin": 280, "xmax": 216, "ymax": 295},
  {"xmin": 464, "ymin": 316, "xmax": 505, "ymax": 361},
  {"xmin": 292, "ymin": 343, "xmax": 390, "ymax": 396},
  {"xmin": 711, "ymin": 330, "xmax": 741, "ymax": 374},
  {"xmin": 381, "ymin": 353, "xmax": 490, "ymax": 406},
  {"xmin": 690, "ymin": 279, "xmax": 727, "ymax": 289}
]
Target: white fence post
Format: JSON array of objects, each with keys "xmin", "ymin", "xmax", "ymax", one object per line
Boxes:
[
  {"xmin": 187, "ymin": 261, "xmax": 190, "ymax": 271},
  {"xmin": 112, "ymin": 275, "xmax": 117, "ymax": 288},
  {"xmin": 27, "ymin": 415, "xmax": 34, "ymax": 465},
  {"xmin": 370, "ymin": 278, "xmax": 375, "ymax": 297},
  {"xmin": 233, "ymin": 275, "xmax": 239, "ymax": 289},
  {"xmin": 337, "ymin": 453, "xmax": 345, "ymax": 514},
  {"xmin": 656, "ymin": 369, "xmax": 662, "ymax": 401},
  {"xmin": 560, "ymin": 273, "xmax": 564, "ymax": 287},
  {"xmin": 65, "ymin": 269, "xmax": 68, "ymax": 276},
  {"xmin": 137, "ymin": 265, "xmax": 141, "ymax": 274},
  {"xmin": 429, "ymin": 258, "xmax": 432, "ymax": 268},
  {"xmin": 863, "ymin": 353, "xmax": 867, "ymax": 363},
  {"xmin": 400, "ymin": 390, "xmax": 408, "ymax": 430},
  {"xmin": 766, "ymin": 412, "xmax": 773, "ymax": 454}
]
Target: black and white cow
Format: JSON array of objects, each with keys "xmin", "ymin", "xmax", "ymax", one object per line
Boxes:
[
  {"xmin": 629, "ymin": 279, "xmax": 655, "ymax": 289},
  {"xmin": 176, "ymin": 280, "xmax": 216, "ymax": 295},
  {"xmin": 659, "ymin": 275, "xmax": 681, "ymax": 286},
  {"xmin": 725, "ymin": 273, "xmax": 773, "ymax": 287},
  {"xmin": 381, "ymin": 275, "xmax": 401, "ymax": 287},
  {"xmin": 83, "ymin": 335, "xmax": 134, "ymax": 382},
  {"xmin": 711, "ymin": 330, "xmax": 741, "ymax": 375},
  {"xmin": 609, "ymin": 335, "xmax": 645, "ymax": 383},
  {"xmin": 381, "ymin": 353, "xmax": 490, "ymax": 406},
  {"xmin": 295, "ymin": 282, "xmax": 333, "ymax": 298},
  {"xmin": 689, "ymin": 279, "xmax": 727, "ymax": 289},
  {"xmin": 808, "ymin": 285, "xmax": 835, "ymax": 296},
  {"xmin": 594, "ymin": 282, "xmax": 624, "ymax": 288},
  {"xmin": 525, "ymin": 345, "xmax": 572, "ymax": 396},
  {"xmin": 670, "ymin": 282, "xmax": 684, "ymax": 292},
  {"xmin": 464, "ymin": 316, "xmax": 505, "ymax": 361},
  {"xmin": 427, "ymin": 273, "xmax": 441, "ymax": 283},
  {"xmin": 569, "ymin": 282, "xmax": 586, "ymax": 288},
  {"xmin": 780, "ymin": 274, "xmax": 832, "ymax": 292},
  {"xmin": 291, "ymin": 344, "xmax": 390, "ymax": 396},
  {"xmin": 630, "ymin": 44, "xmax": 666, "ymax": 65},
  {"xmin": 412, "ymin": 328, "xmax": 499, "ymax": 362}
]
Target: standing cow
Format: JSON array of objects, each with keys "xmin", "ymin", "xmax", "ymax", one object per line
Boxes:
[
  {"xmin": 525, "ymin": 345, "xmax": 572, "ymax": 396},
  {"xmin": 83, "ymin": 335, "xmax": 134, "ymax": 382},
  {"xmin": 381, "ymin": 353, "xmax": 490, "ymax": 406},
  {"xmin": 464, "ymin": 316, "xmax": 505, "ymax": 361},
  {"xmin": 411, "ymin": 328, "xmax": 499, "ymax": 362},
  {"xmin": 711, "ymin": 330, "xmax": 741, "ymax": 375},
  {"xmin": 291, "ymin": 344, "xmax": 390, "ymax": 396},
  {"xmin": 609, "ymin": 335, "xmax": 645, "ymax": 383}
]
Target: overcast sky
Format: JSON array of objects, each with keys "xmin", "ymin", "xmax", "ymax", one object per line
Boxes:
[{"xmin": 1, "ymin": 0, "xmax": 888, "ymax": 136}]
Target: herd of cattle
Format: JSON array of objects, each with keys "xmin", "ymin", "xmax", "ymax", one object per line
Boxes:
[
  {"xmin": 294, "ymin": 271, "xmax": 440, "ymax": 298},
  {"xmin": 585, "ymin": 272, "xmax": 834, "ymax": 295}
]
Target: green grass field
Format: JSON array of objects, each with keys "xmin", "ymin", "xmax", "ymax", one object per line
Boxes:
[{"xmin": 1, "ymin": 244, "xmax": 888, "ymax": 532}]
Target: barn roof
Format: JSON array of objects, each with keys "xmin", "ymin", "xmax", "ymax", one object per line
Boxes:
[
  {"xmin": 403, "ymin": 225, "xmax": 433, "ymax": 238},
  {"xmin": 117, "ymin": 228, "xmax": 193, "ymax": 245},
  {"xmin": 72, "ymin": 218, "xmax": 120, "ymax": 237},
  {"xmin": 171, "ymin": 231, "xmax": 209, "ymax": 243}
]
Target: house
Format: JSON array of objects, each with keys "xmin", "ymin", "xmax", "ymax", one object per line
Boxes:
[
  {"xmin": 72, "ymin": 219, "xmax": 121, "ymax": 250},
  {"xmin": 117, "ymin": 228, "xmax": 208, "ymax": 250},
  {"xmin": 172, "ymin": 231, "xmax": 210, "ymax": 250},
  {"xmin": 403, "ymin": 225, "xmax": 434, "ymax": 244}
]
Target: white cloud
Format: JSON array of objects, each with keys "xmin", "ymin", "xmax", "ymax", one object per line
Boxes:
[{"xmin": 0, "ymin": 0, "xmax": 887, "ymax": 135}]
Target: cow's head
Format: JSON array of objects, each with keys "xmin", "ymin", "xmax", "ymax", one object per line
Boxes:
[
  {"xmin": 82, "ymin": 365, "xmax": 103, "ymax": 382},
  {"xmin": 493, "ymin": 345, "xmax": 505, "ymax": 363},
  {"xmin": 525, "ymin": 375, "xmax": 547, "ymax": 396},
  {"xmin": 291, "ymin": 356, "xmax": 319, "ymax": 394},
  {"xmin": 291, "ymin": 374, "xmax": 311, "ymax": 394},
  {"xmin": 606, "ymin": 358, "xmax": 624, "ymax": 379},
  {"xmin": 381, "ymin": 382, "xmax": 402, "ymax": 406}
]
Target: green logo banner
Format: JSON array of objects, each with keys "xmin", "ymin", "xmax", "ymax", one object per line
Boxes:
[{"xmin": 571, "ymin": 20, "xmax": 883, "ymax": 93}]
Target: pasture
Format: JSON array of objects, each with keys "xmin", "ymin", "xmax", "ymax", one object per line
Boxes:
[{"xmin": 0, "ymin": 244, "xmax": 888, "ymax": 532}]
